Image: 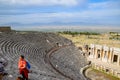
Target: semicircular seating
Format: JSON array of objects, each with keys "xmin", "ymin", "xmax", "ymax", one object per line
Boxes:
[{"xmin": 0, "ymin": 32, "xmax": 87, "ymax": 80}]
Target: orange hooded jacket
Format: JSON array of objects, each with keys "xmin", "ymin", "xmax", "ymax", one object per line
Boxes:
[
  {"xmin": 18, "ymin": 58, "xmax": 26, "ymax": 69},
  {"xmin": 18, "ymin": 58, "xmax": 29, "ymax": 78}
]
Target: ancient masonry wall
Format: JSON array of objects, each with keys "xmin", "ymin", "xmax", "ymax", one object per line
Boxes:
[
  {"xmin": 0, "ymin": 26, "xmax": 11, "ymax": 32},
  {"xmin": 83, "ymin": 44, "xmax": 120, "ymax": 78}
]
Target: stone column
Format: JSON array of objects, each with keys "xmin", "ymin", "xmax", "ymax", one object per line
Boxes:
[
  {"xmin": 110, "ymin": 51, "xmax": 113, "ymax": 63},
  {"xmin": 108, "ymin": 50, "xmax": 111, "ymax": 63},
  {"xmin": 110, "ymin": 48, "xmax": 114, "ymax": 63},
  {"xmin": 100, "ymin": 49, "xmax": 103, "ymax": 60},
  {"xmin": 106, "ymin": 51, "xmax": 109, "ymax": 62},
  {"xmin": 90, "ymin": 44, "xmax": 95, "ymax": 58},
  {"xmin": 112, "ymin": 53, "xmax": 115, "ymax": 63},
  {"xmin": 101, "ymin": 50, "xmax": 104, "ymax": 60},
  {"xmin": 93, "ymin": 47, "xmax": 96, "ymax": 58},
  {"xmin": 103, "ymin": 46, "xmax": 110, "ymax": 62},
  {"xmin": 102, "ymin": 50, "xmax": 108, "ymax": 62},
  {"xmin": 91, "ymin": 48, "xmax": 94, "ymax": 57},
  {"xmin": 95, "ymin": 48, "xmax": 98, "ymax": 59}
]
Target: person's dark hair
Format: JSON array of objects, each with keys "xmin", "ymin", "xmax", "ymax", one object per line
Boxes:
[{"xmin": 20, "ymin": 55, "xmax": 24, "ymax": 59}]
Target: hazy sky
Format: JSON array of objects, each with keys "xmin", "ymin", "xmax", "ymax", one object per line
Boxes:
[{"xmin": 0, "ymin": 0, "xmax": 120, "ymax": 30}]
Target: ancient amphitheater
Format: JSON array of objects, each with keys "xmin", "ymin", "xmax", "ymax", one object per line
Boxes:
[{"xmin": 0, "ymin": 31, "xmax": 88, "ymax": 80}]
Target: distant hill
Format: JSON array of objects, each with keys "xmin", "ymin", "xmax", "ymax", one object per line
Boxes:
[{"xmin": 15, "ymin": 26, "xmax": 120, "ymax": 33}]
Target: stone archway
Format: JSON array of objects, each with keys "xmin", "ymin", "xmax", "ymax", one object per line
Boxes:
[
  {"xmin": 104, "ymin": 51, "xmax": 107, "ymax": 58},
  {"xmin": 97, "ymin": 49, "xmax": 101, "ymax": 58},
  {"xmin": 113, "ymin": 55, "xmax": 118, "ymax": 62}
]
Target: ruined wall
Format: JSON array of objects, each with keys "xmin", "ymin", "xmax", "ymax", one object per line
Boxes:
[
  {"xmin": 86, "ymin": 44, "xmax": 120, "ymax": 78},
  {"xmin": 0, "ymin": 26, "xmax": 11, "ymax": 32}
]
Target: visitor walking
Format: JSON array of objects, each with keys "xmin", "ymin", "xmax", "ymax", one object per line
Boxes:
[{"xmin": 18, "ymin": 55, "xmax": 29, "ymax": 80}]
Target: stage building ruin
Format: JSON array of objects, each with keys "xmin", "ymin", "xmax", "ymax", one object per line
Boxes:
[{"xmin": 84, "ymin": 44, "xmax": 120, "ymax": 78}]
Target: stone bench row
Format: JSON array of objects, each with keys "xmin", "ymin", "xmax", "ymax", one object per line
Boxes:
[{"xmin": 50, "ymin": 46, "xmax": 87, "ymax": 80}]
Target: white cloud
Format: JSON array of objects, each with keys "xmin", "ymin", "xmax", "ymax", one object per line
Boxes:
[
  {"xmin": 0, "ymin": 8, "xmax": 120, "ymax": 25},
  {"xmin": 88, "ymin": 1, "xmax": 120, "ymax": 9},
  {"xmin": 0, "ymin": 0, "xmax": 85, "ymax": 6}
]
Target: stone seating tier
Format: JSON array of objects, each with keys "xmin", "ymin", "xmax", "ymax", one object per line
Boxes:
[{"xmin": 0, "ymin": 32, "xmax": 87, "ymax": 80}]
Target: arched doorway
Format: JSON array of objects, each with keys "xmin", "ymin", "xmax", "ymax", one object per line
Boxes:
[{"xmin": 97, "ymin": 49, "xmax": 101, "ymax": 58}]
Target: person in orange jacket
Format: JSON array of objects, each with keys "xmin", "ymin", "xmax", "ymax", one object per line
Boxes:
[{"xmin": 18, "ymin": 55, "xmax": 29, "ymax": 80}]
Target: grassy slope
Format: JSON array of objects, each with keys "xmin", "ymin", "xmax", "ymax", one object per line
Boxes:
[{"xmin": 87, "ymin": 68, "xmax": 120, "ymax": 80}]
